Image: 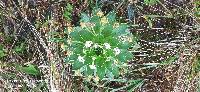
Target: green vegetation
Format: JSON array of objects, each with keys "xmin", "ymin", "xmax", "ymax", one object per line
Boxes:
[
  {"xmin": 0, "ymin": 0, "xmax": 199, "ymax": 91},
  {"xmin": 67, "ymin": 9, "xmax": 135, "ymax": 79}
]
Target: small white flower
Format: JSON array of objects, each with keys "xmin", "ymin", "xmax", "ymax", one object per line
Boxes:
[
  {"xmin": 92, "ymin": 57, "xmax": 96, "ymax": 61},
  {"xmin": 97, "ymin": 11, "xmax": 104, "ymax": 17},
  {"xmin": 89, "ymin": 64, "xmax": 96, "ymax": 69},
  {"xmin": 114, "ymin": 47, "xmax": 120, "ymax": 55},
  {"xmin": 86, "ymin": 75, "xmax": 93, "ymax": 81},
  {"xmin": 80, "ymin": 22, "xmax": 86, "ymax": 28},
  {"xmin": 114, "ymin": 60, "xmax": 118, "ymax": 64},
  {"xmin": 78, "ymin": 56, "xmax": 85, "ymax": 63},
  {"xmin": 101, "ymin": 16, "xmax": 108, "ymax": 25},
  {"xmin": 93, "ymin": 76, "xmax": 100, "ymax": 83},
  {"xmin": 113, "ymin": 23, "xmax": 120, "ymax": 28},
  {"xmin": 85, "ymin": 41, "xmax": 93, "ymax": 48},
  {"xmin": 104, "ymin": 43, "xmax": 111, "ymax": 49},
  {"xmin": 106, "ymin": 56, "xmax": 113, "ymax": 61},
  {"xmin": 93, "ymin": 43, "xmax": 98, "ymax": 48},
  {"xmin": 74, "ymin": 70, "xmax": 82, "ymax": 76}
]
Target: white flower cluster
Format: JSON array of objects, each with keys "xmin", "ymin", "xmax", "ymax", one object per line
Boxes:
[
  {"xmin": 106, "ymin": 56, "xmax": 113, "ymax": 61},
  {"xmin": 78, "ymin": 56, "xmax": 85, "ymax": 63},
  {"xmin": 93, "ymin": 43, "xmax": 98, "ymax": 48},
  {"xmin": 104, "ymin": 43, "xmax": 111, "ymax": 49},
  {"xmin": 85, "ymin": 41, "xmax": 93, "ymax": 48},
  {"xmin": 114, "ymin": 47, "xmax": 120, "ymax": 55},
  {"xmin": 85, "ymin": 41, "xmax": 120, "ymax": 55},
  {"xmin": 89, "ymin": 64, "xmax": 96, "ymax": 69}
]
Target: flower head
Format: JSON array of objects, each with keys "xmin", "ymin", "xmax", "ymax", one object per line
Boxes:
[
  {"xmin": 106, "ymin": 56, "xmax": 113, "ymax": 61},
  {"xmin": 113, "ymin": 23, "xmax": 120, "ymax": 28},
  {"xmin": 114, "ymin": 47, "xmax": 120, "ymax": 55},
  {"xmin": 68, "ymin": 26, "xmax": 73, "ymax": 33},
  {"xmin": 89, "ymin": 64, "xmax": 96, "ymax": 69},
  {"xmin": 74, "ymin": 70, "xmax": 82, "ymax": 76},
  {"xmin": 93, "ymin": 43, "xmax": 98, "ymax": 48},
  {"xmin": 78, "ymin": 56, "xmax": 85, "ymax": 63},
  {"xmin": 80, "ymin": 22, "xmax": 95, "ymax": 28},
  {"xmin": 85, "ymin": 41, "xmax": 93, "ymax": 48},
  {"xmin": 61, "ymin": 43, "xmax": 65, "ymax": 50},
  {"xmin": 104, "ymin": 43, "xmax": 111, "ymax": 49},
  {"xmin": 86, "ymin": 75, "xmax": 93, "ymax": 81},
  {"xmin": 101, "ymin": 17, "xmax": 108, "ymax": 25},
  {"xmin": 80, "ymin": 22, "xmax": 86, "ymax": 28},
  {"xmin": 97, "ymin": 11, "xmax": 104, "ymax": 17},
  {"xmin": 114, "ymin": 60, "xmax": 118, "ymax": 64},
  {"xmin": 92, "ymin": 57, "xmax": 96, "ymax": 61},
  {"xmin": 93, "ymin": 76, "xmax": 100, "ymax": 83}
]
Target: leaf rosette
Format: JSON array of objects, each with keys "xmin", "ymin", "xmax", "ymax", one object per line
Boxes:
[{"xmin": 66, "ymin": 9, "xmax": 134, "ymax": 79}]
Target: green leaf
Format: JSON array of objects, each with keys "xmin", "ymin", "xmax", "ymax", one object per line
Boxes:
[
  {"xmin": 160, "ymin": 55, "xmax": 177, "ymax": 65},
  {"xmin": 97, "ymin": 66, "xmax": 106, "ymax": 79},
  {"xmin": 79, "ymin": 30, "xmax": 94, "ymax": 41},
  {"xmin": 146, "ymin": 17, "xmax": 153, "ymax": 28},
  {"xmin": 117, "ymin": 50, "xmax": 133, "ymax": 62},
  {"xmin": 66, "ymin": 54, "xmax": 78, "ymax": 62},
  {"xmin": 84, "ymin": 55, "xmax": 93, "ymax": 65},
  {"xmin": 91, "ymin": 16, "xmax": 101, "ymax": 33},
  {"xmin": 125, "ymin": 51, "xmax": 133, "ymax": 61},
  {"xmin": 72, "ymin": 46, "xmax": 84, "ymax": 55},
  {"xmin": 107, "ymin": 11, "xmax": 116, "ymax": 25},
  {"xmin": 85, "ymin": 66, "xmax": 94, "ymax": 75},
  {"xmin": 64, "ymin": 3, "xmax": 73, "ymax": 21},
  {"xmin": 107, "ymin": 70, "xmax": 114, "ymax": 79},
  {"xmin": 118, "ymin": 41, "xmax": 131, "ymax": 49},
  {"xmin": 0, "ymin": 44, "xmax": 4, "ymax": 50},
  {"xmin": 49, "ymin": 38, "xmax": 64, "ymax": 42},
  {"xmin": 81, "ymin": 13, "xmax": 90, "ymax": 22},
  {"xmin": 111, "ymin": 65, "xmax": 119, "ymax": 77},
  {"xmin": 70, "ymin": 41, "xmax": 83, "ymax": 48},
  {"xmin": 94, "ymin": 34, "xmax": 105, "ymax": 44},
  {"xmin": 192, "ymin": 57, "xmax": 200, "ymax": 73},
  {"xmin": 94, "ymin": 56, "xmax": 105, "ymax": 67},
  {"xmin": 106, "ymin": 37, "xmax": 120, "ymax": 47},
  {"xmin": 14, "ymin": 43, "xmax": 26, "ymax": 53},
  {"xmin": 0, "ymin": 45, "xmax": 6, "ymax": 58},
  {"xmin": 20, "ymin": 64, "xmax": 40, "ymax": 76},
  {"xmin": 71, "ymin": 27, "xmax": 95, "ymax": 42},
  {"xmin": 113, "ymin": 24, "xmax": 128, "ymax": 36},
  {"xmin": 67, "ymin": 54, "xmax": 85, "ymax": 70},
  {"xmin": 101, "ymin": 24, "xmax": 114, "ymax": 38},
  {"xmin": 67, "ymin": 3, "xmax": 73, "ymax": 10},
  {"xmin": 127, "ymin": 80, "xmax": 144, "ymax": 92},
  {"xmin": 70, "ymin": 29, "xmax": 83, "ymax": 41},
  {"xmin": 73, "ymin": 61, "xmax": 84, "ymax": 70},
  {"xmin": 105, "ymin": 49, "xmax": 115, "ymax": 57},
  {"xmin": 92, "ymin": 7, "xmax": 101, "ymax": 15},
  {"xmin": 0, "ymin": 50, "xmax": 6, "ymax": 58},
  {"xmin": 105, "ymin": 60, "xmax": 118, "ymax": 77}
]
